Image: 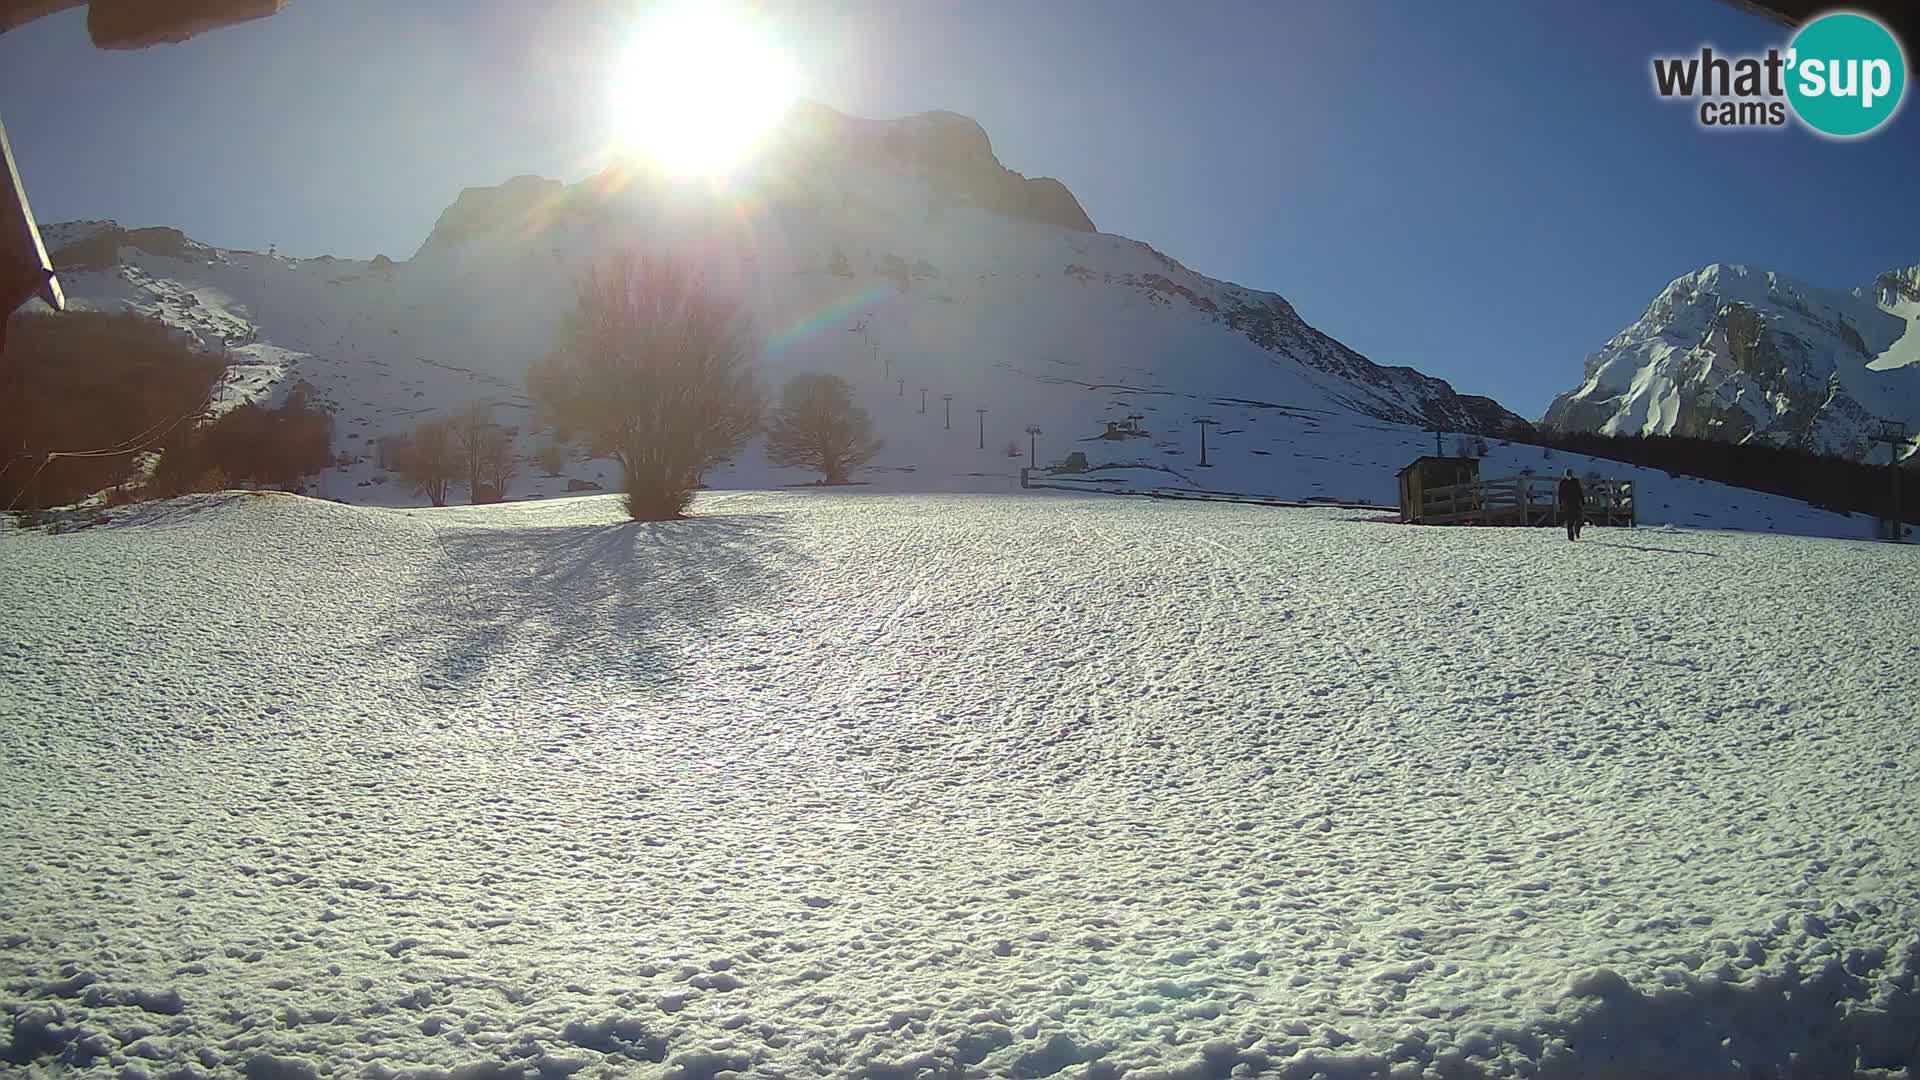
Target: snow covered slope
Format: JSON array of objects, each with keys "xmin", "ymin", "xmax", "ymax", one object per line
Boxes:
[
  {"xmin": 4, "ymin": 491, "xmax": 1918, "ymax": 1078},
  {"xmin": 40, "ymin": 103, "xmax": 1526, "ymax": 506},
  {"xmin": 1542, "ymin": 262, "xmax": 1920, "ymax": 461}
]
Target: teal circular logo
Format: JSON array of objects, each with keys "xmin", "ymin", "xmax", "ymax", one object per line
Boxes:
[{"xmin": 1786, "ymin": 12, "xmax": 1906, "ymax": 137}]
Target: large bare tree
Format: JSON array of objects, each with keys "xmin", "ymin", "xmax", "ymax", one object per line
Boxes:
[
  {"xmin": 528, "ymin": 252, "xmax": 761, "ymax": 520},
  {"xmin": 765, "ymin": 373, "xmax": 882, "ymax": 484}
]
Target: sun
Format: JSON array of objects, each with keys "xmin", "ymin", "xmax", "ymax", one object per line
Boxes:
[{"xmin": 608, "ymin": 4, "xmax": 799, "ymax": 177}]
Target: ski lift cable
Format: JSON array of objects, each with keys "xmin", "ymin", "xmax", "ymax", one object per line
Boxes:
[
  {"xmin": 4, "ymin": 387, "xmax": 217, "ymax": 513},
  {"xmin": 46, "ymin": 388, "xmax": 213, "ymax": 459}
]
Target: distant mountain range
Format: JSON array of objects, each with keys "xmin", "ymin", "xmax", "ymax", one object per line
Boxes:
[{"xmin": 1542, "ymin": 262, "xmax": 1920, "ymax": 463}]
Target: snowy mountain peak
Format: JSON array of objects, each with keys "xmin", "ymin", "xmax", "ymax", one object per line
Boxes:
[
  {"xmin": 767, "ymin": 102, "xmax": 1094, "ymax": 233},
  {"xmin": 1545, "ymin": 260, "xmax": 1920, "ymax": 456},
  {"xmin": 411, "ymin": 104, "xmax": 1094, "ymax": 262}
]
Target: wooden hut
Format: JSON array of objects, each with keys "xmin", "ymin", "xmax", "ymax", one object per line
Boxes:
[
  {"xmin": 1399, "ymin": 455, "xmax": 1636, "ymax": 527},
  {"xmin": 1397, "ymin": 456, "xmax": 1480, "ymax": 523}
]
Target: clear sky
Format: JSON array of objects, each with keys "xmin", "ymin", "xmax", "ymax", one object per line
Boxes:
[{"xmin": 2, "ymin": 1, "xmax": 1914, "ymax": 418}]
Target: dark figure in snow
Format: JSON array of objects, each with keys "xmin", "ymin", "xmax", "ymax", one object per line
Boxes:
[{"xmin": 1557, "ymin": 468, "xmax": 1585, "ymax": 541}]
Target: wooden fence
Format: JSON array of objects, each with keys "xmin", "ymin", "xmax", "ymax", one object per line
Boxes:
[{"xmin": 1418, "ymin": 475, "xmax": 1634, "ymax": 527}]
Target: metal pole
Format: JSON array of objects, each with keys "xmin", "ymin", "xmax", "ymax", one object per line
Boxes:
[
  {"xmin": 2, "ymin": 111, "xmax": 66, "ymax": 324},
  {"xmin": 942, "ymin": 395, "xmax": 952, "ymax": 429},
  {"xmin": 919, "ymin": 388, "xmax": 927, "ymax": 414},
  {"xmin": 1871, "ymin": 421, "xmax": 1908, "ymax": 542},
  {"xmin": 977, "ymin": 408, "xmax": 988, "ymax": 449},
  {"xmin": 1893, "ymin": 442, "xmax": 1905, "ymax": 543},
  {"xmin": 897, "ymin": 377, "xmax": 905, "ymax": 397}
]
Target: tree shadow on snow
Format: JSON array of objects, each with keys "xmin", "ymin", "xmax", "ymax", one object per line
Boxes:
[{"xmin": 390, "ymin": 513, "xmax": 805, "ymax": 691}]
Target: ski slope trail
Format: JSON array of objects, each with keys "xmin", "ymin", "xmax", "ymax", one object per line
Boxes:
[{"xmin": 3, "ymin": 491, "xmax": 1917, "ymax": 1079}]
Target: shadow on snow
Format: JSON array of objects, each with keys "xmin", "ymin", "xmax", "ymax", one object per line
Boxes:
[
  {"xmin": 393, "ymin": 512, "xmax": 804, "ymax": 691},
  {"xmin": 1582, "ymin": 539, "xmax": 1720, "ymax": 558}
]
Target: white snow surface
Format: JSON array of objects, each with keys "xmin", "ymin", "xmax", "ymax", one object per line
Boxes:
[{"xmin": 4, "ymin": 491, "xmax": 1918, "ymax": 1079}]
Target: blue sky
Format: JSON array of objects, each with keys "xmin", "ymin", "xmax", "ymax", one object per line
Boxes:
[{"xmin": 2, "ymin": 1, "xmax": 1914, "ymax": 418}]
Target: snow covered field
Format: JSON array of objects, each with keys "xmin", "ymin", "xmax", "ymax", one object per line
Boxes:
[{"xmin": 3, "ymin": 491, "xmax": 1917, "ymax": 1079}]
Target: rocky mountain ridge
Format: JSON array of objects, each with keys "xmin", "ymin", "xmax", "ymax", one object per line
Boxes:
[{"xmin": 1543, "ymin": 262, "xmax": 1920, "ymax": 462}]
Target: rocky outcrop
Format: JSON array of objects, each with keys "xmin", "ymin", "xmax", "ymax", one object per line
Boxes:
[
  {"xmin": 1868, "ymin": 265, "xmax": 1920, "ymax": 306},
  {"xmin": 878, "ymin": 110, "xmax": 1095, "ymax": 233},
  {"xmin": 414, "ymin": 108, "xmax": 1095, "ymax": 261},
  {"xmin": 48, "ymin": 224, "xmax": 192, "ymax": 270},
  {"xmin": 412, "ymin": 175, "xmax": 566, "ymax": 259}
]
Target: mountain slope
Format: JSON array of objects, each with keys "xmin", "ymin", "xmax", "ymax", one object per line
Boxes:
[
  {"xmin": 34, "ymin": 104, "xmax": 1881, "ymax": 534},
  {"xmin": 1542, "ymin": 263, "xmax": 1920, "ymax": 461},
  {"xmin": 35, "ymin": 104, "xmax": 1533, "ymax": 498}
]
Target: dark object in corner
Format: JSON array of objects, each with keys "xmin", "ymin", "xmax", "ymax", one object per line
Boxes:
[{"xmin": 0, "ymin": 1, "xmax": 288, "ymax": 48}]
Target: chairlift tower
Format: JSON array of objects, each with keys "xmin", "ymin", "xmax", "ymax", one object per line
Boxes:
[
  {"xmin": 976, "ymin": 407, "xmax": 989, "ymax": 450},
  {"xmin": 941, "ymin": 394, "xmax": 953, "ymax": 429},
  {"xmin": 1870, "ymin": 419, "xmax": 1909, "ymax": 542},
  {"xmin": 919, "ymin": 387, "xmax": 928, "ymax": 414},
  {"xmin": 1194, "ymin": 417, "xmax": 1218, "ymax": 467},
  {"xmin": 1025, "ymin": 425, "xmax": 1043, "ymax": 467}
]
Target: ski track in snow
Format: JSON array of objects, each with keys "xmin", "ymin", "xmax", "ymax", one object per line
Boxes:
[{"xmin": 2, "ymin": 491, "xmax": 1918, "ymax": 1079}]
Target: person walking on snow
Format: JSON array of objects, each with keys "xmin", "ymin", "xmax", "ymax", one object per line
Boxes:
[{"xmin": 1557, "ymin": 468, "xmax": 1585, "ymax": 541}]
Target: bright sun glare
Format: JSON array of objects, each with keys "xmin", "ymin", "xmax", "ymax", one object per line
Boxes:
[{"xmin": 609, "ymin": 4, "xmax": 798, "ymax": 177}]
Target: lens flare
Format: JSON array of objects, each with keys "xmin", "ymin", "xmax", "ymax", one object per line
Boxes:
[{"xmin": 608, "ymin": 3, "xmax": 798, "ymax": 177}]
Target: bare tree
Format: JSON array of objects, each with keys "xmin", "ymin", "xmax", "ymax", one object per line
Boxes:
[
  {"xmin": 449, "ymin": 400, "xmax": 496, "ymax": 500},
  {"xmin": 394, "ymin": 418, "xmax": 457, "ymax": 506},
  {"xmin": 477, "ymin": 426, "xmax": 517, "ymax": 502},
  {"xmin": 765, "ymin": 373, "xmax": 882, "ymax": 484},
  {"xmin": 534, "ymin": 440, "xmax": 566, "ymax": 477},
  {"xmin": 528, "ymin": 252, "xmax": 762, "ymax": 519}
]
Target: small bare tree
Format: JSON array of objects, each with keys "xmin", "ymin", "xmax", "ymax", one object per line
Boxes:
[
  {"xmin": 765, "ymin": 373, "xmax": 882, "ymax": 484},
  {"xmin": 477, "ymin": 427, "xmax": 517, "ymax": 502},
  {"xmin": 534, "ymin": 440, "xmax": 567, "ymax": 477},
  {"xmin": 395, "ymin": 418, "xmax": 457, "ymax": 506},
  {"xmin": 528, "ymin": 252, "xmax": 762, "ymax": 519},
  {"xmin": 449, "ymin": 401, "xmax": 497, "ymax": 500}
]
